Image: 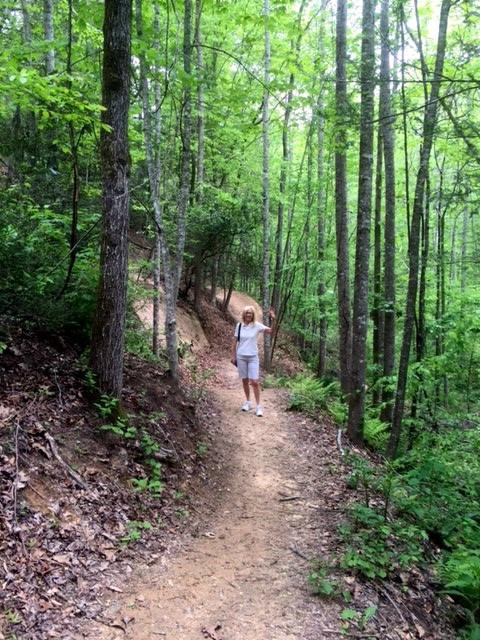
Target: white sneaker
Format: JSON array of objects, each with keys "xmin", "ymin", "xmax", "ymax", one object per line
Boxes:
[
  {"xmin": 241, "ymin": 401, "xmax": 252, "ymax": 412},
  {"xmin": 255, "ymin": 405, "xmax": 263, "ymax": 417}
]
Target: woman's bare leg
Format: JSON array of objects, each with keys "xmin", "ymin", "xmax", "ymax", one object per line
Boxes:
[
  {"xmin": 242, "ymin": 378, "xmax": 250, "ymax": 401},
  {"xmin": 250, "ymin": 380, "xmax": 260, "ymax": 405}
]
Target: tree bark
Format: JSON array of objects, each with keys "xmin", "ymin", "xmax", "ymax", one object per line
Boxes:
[
  {"xmin": 175, "ymin": 0, "xmax": 193, "ymax": 296},
  {"xmin": 388, "ymin": 0, "xmax": 452, "ymax": 458},
  {"xmin": 372, "ymin": 127, "xmax": 383, "ymax": 406},
  {"xmin": 90, "ymin": 0, "xmax": 132, "ymax": 398},
  {"xmin": 334, "ymin": 0, "xmax": 351, "ymax": 395},
  {"xmin": 347, "ymin": 0, "xmax": 376, "ymax": 444},
  {"xmin": 379, "ymin": 0, "xmax": 396, "ymax": 424},
  {"xmin": 316, "ymin": 72, "xmax": 327, "ymax": 377},
  {"xmin": 262, "ymin": 0, "xmax": 271, "ymax": 370},
  {"xmin": 44, "ymin": 0, "xmax": 55, "ymax": 74}
]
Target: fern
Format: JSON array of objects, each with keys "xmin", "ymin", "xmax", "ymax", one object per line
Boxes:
[
  {"xmin": 442, "ymin": 548, "xmax": 480, "ymax": 615},
  {"xmin": 288, "ymin": 376, "xmax": 340, "ymax": 417},
  {"xmin": 363, "ymin": 416, "xmax": 389, "ymax": 451}
]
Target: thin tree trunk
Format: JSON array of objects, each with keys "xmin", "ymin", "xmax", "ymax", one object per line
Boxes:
[
  {"xmin": 461, "ymin": 207, "xmax": 468, "ymax": 292},
  {"xmin": 388, "ymin": 0, "xmax": 452, "ymax": 458},
  {"xmin": 193, "ymin": 0, "xmax": 205, "ymax": 313},
  {"xmin": 90, "ymin": 0, "xmax": 132, "ymax": 398},
  {"xmin": 379, "ymin": 0, "xmax": 396, "ymax": 424},
  {"xmin": 316, "ymin": 72, "xmax": 327, "ymax": 377},
  {"xmin": 347, "ymin": 0, "xmax": 376, "ymax": 444},
  {"xmin": 152, "ymin": 2, "xmax": 162, "ymax": 357},
  {"xmin": 175, "ymin": 0, "xmax": 192, "ymax": 296},
  {"xmin": 271, "ymin": 0, "xmax": 307, "ymax": 317},
  {"xmin": 21, "ymin": 0, "xmax": 32, "ymax": 44},
  {"xmin": 262, "ymin": 0, "xmax": 271, "ymax": 370},
  {"xmin": 210, "ymin": 256, "xmax": 219, "ymax": 303},
  {"xmin": 194, "ymin": 0, "xmax": 205, "ymax": 199},
  {"xmin": 56, "ymin": 0, "xmax": 80, "ymax": 300},
  {"xmin": 335, "ymin": 0, "xmax": 351, "ymax": 395},
  {"xmin": 44, "ymin": 0, "xmax": 55, "ymax": 74},
  {"xmin": 303, "ymin": 128, "xmax": 313, "ymax": 352},
  {"xmin": 372, "ymin": 127, "xmax": 384, "ymax": 406},
  {"xmin": 399, "ymin": 6, "xmax": 411, "ymax": 244}
]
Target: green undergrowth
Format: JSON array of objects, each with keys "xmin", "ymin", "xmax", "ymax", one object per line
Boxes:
[
  {"xmin": 284, "ymin": 373, "xmax": 348, "ymax": 424},
  {"xmin": 341, "ymin": 427, "xmax": 480, "ymax": 638},
  {"xmin": 286, "ymin": 372, "xmax": 480, "ymax": 637},
  {"xmin": 94, "ymin": 392, "xmax": 166, "ymax": 499}
]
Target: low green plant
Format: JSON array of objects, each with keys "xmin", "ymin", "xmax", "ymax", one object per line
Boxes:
[
  {"xmin": 363, "ymin": 415, "xmax": 389, "ymax": 450},
  {"xmin": 441, "ymin": 548, "xmax": 480, "ymax": 620},
  {"xmin": 340, "ymin": 501, "xmax": 427, "ymax": 580},
  {"xmin": 288, "ymin": 375, "xmax": 340, "ymax": 417},
  {"xmin": 101, "ymin": 416, "xmax": 137, "ymax": 439},
  {"xmin": 120, "ymin": 520, "xmax": 153, "ymax": 545},
  {"xmin": 94, "ymin": 393, "xmax": 119, "ymax": 419},
  {"xmin": 132, "ymin": 458, "xmax": 164, "ymax": 496},
  {"xmin": 196, "ymin": 441, "xmax": 208, "ymax": 456},
  {"xmin": 340, "ymin": 605, "xmax": 377, "ymax": 633},
  {"xmin": 459, "ymin": 624, "xmax": 480, "ymax": 640},
  {"xmin": 263, "ymin": 373, "xmax": 288, "ymax": 388},
  {"xmin": 309, "ymin": 560, "xmax": 342, "ymax": 598}
]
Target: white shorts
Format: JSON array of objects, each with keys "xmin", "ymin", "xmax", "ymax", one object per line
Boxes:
[{"xmin": 237, "ymin": 355, "xmax": 260, "ymax": 380}]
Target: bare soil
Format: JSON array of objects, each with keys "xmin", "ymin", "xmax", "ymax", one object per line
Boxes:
[
  {"xmin": 85, "ymin": 359, "xmax": 341, "ymax": 640},
  {"xmin": 0, "ymin": 292, "xmax": 456, "ymax": 640}
]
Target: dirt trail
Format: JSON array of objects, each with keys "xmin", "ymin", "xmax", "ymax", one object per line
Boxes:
[{"xmin": 89, "ymin": 358, "xmax": 338, "ymax": 640}]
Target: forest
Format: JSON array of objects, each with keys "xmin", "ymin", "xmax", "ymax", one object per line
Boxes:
[{"xmin": 1, "ymin": 0, "xmax": 480, "ymax": 638}]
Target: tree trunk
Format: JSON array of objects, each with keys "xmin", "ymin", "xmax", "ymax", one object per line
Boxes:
[
  {"xmin": 210, "ymin": 256, "xmax": 219, "ymax": 303},
  {"xmin": 262, "ymin": 0, "xmax": 271, "ymax": 370},
  {"xmin": 90, "ymin": 0, "xmax": 132, "ymax": 398},
  {"xmin": 194, "ymin": 0, "xmax": 205, "ymax": 201},
  {"xmin": 388, "ymin": 0, "xmax": 452, "ymax": 458},
  {"xmin": 372, "ymin": 127, "xmax": 383, "ymax": 405},
  {"xmin": 44, "ymin": 0, "xmax": 55, "ymax": 74},
  {"xmin": 271, "ymin": 0, "xmax": 307, "ymax": 318},
  {"xmin": 379, "ymin": 0, "xmax": 396, "ymax": 424},
  {"xmin": 152, "ymin": 2, "xmax": 162, "ymax": 357},
  {"xmin": 55, "ymin": 0, "xmax": 80, "ymax": 300},
  {"xmin": 347, "ymin": 0, "xmax": 375, "ymax": 444},
  {"xmin": 334, "ymin": 0, "xmax": 351, "ymax": 395},
  {"xmin": 175, "ymin": 0, "xmax": 192, "ymax": 297},
  {"xmin": 316, "ymin": 69, "xmax": 327, "ymax": 377},
  {"xmin": 461, "ymin": 207, "xmax": 468, "ymax": 293}
]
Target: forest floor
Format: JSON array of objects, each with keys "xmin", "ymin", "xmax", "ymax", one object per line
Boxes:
[
  {"xmin": 0, "ymin": 291, "xmax": 455, "ymax": 640},
  {"xmin": 85, "ymin": 357, "xmax": 343, "ymax": 640},
  {"xmin": 79, "ymin": 292, "xmax": 454, "ymax": 640}
]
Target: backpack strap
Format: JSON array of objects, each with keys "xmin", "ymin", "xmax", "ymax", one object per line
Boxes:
[{"xmin": 237, "ymin": 323, "xmax": 241, "ymax": 342}]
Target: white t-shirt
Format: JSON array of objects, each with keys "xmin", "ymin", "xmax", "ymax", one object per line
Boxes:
[{"xmin": 234, "ymin": 321, "xmax": 269, "ymax": 357}]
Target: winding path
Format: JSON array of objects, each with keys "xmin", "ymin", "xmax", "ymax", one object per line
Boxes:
[{"xmin": 89, "ymin": 358, "xmax": 338, "ymax": 640}]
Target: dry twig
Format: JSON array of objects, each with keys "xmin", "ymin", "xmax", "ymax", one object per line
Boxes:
[{"xmin": 44, "ymin": 431, "xmax": 88, "ymax": 490}]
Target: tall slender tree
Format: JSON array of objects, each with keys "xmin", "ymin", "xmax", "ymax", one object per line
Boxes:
[
  {"xmin": 334, "ymin": 0, "xmax": 351, "ymax": 395},
  {"xmin": 379, "ymin": 0, "xmax": 396, "ymax": 424},
  {"xmin": 372, "ymin": 127, "xmax": 384, "ymax": 405},
  {"xmin": 347, "ymin": 0, "xmax": 376, "ymax": 443},
  {"xmin": 90, "ymin": 0, "xmax": 132, "ymax": 398},
  {"xmin": 388, "ymin": 0, "xmax": 452, "ymax": 457},
  {"xmin": 43, "ymin": 0, "xmax": 55, "ymax": 74},
  {"xmin": 262, "ymin": 0, "xmax": 272, "ymax": 369}
]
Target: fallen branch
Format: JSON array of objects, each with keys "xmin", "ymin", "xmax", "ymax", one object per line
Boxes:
[
  {"xmin": 336, "ymin": 429, "xmax": 345, "ymax": 456},
  {"xmin": 289, "ymin": 546, "xmax": 310, "ymax": 561},
  {"xmin": 44, "ymin": 432, "xmax": 88, "ymax": 490},
  {"xmin": 379, "ymin": 585, "xmax": 407, "ymax": 625},
  {"xmin": 279, "ymin": 495, "xmax": 302, "ymax": 502},
  {"xmin": 321, "ymin": 630, "xmax": 380, "ymax": 639},
  {"xmin": 13, "ymin": 419, "xmax": 20, "ymax": 530}
]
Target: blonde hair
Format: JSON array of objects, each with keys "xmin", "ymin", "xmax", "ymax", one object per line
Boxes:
[{"xmin": 241, "ymin": 306, "xmax": 256, "ymax": 323}]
